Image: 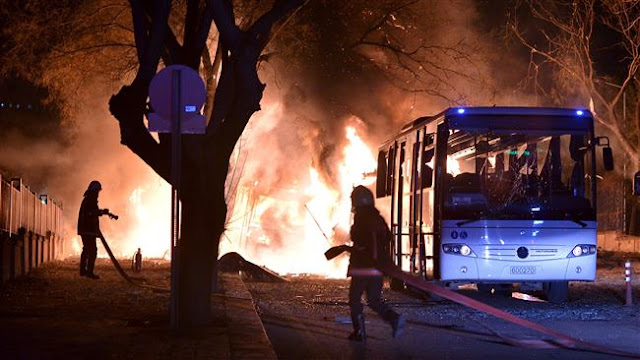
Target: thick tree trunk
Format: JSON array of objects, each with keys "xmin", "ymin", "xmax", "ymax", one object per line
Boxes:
[
  {"xmin": 176, "ymin": 155, "xmax": 228, "ymax": 326},
  {"xmin": 177, "ymin": 197, "xmax": 216, "ymax": 325}
]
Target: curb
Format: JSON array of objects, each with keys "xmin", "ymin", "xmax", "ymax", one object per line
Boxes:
[{"xmin": 221, "ymin": 273, "xmax": 277, "ymax": 360}]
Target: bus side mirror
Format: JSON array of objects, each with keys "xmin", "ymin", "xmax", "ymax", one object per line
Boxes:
[
  {"xmin": 596, "ymin": 136, "xmax": 614, "ymax": 171},
  {"xmin": 602, "ymin": 147, "xmax": 614, "ymax": 171}
]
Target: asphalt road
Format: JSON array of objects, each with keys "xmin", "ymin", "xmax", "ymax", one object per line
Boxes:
[{"xmin": 247, "ymin": 276, "xmax": 640, "ymax": 360}]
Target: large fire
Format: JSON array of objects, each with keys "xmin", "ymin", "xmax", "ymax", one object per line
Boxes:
[
  {"xmin": 93, "ymin": 118, "xmax": 377, "ymax": 278},
  {"xmin": 220, "ymin": 123, "xmax": 377, "ymax": 278}
]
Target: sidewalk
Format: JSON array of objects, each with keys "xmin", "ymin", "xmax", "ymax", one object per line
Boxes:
[{"xmin": 0, "ymin": 258, "xmax": 276, "ymax": 359}]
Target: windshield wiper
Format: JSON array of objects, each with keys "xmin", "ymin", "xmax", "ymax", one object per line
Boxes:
[
  {"xmin": 571, "ymin": 217, "xmax": 587, "ymax": 228},
  {"xmin": 456, "ymin": 216, "xmax": 486, "ymax": 227}
]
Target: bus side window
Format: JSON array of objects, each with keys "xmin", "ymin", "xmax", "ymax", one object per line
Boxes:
[
  {"xmin": 421, "ymin": 147, "xmax": 435, "ymax": 188},
  {"xmin": 386, "ymin": 146, "xmax": 396, "ymax": 196},
  {"xmin": 376, "ymin": 150, "xmax": 388, "ymax": 198},
  {"xmin": 421, "ymin": 133, "xmax": 435, "ymax": 189}
]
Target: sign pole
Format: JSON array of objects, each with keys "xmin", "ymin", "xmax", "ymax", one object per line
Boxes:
[
  {"xmin": 170, "ymin": 69, "xmax": 182, "ymax": 330},
  {"xmin": 146, "ymin": 64, "xmax": 205, "ymax": 330}
]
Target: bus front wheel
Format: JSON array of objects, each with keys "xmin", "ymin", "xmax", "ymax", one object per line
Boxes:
[{"xmin": 543, "ymin": 281, "xmax": 569, "ymax": 303}]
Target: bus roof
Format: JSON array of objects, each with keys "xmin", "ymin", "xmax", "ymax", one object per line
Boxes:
[{"xmin": 398, "ymin": 106, "xmax": 593, "ymax": 135}]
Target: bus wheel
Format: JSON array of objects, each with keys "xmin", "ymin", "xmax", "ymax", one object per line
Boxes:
[{"xmin": 543, "ymin": 281, "xmax": 569, "ymax": 303}]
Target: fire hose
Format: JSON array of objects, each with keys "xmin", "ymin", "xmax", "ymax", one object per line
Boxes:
[
  {"xmin": 98, "ymin": 229, "xmax": 169, "ymax": 293},
  {"xmin": 325, "ymin": 245, "xmax": 640, "ymax": 358}
]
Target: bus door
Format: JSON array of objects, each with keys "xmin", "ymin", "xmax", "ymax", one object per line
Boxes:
[
  {"xmin": 432, "ymin": 122, "xmax": 450, "ymax": 280},
  {"xmin": 408, "ymin": 128, "xmax": 435, "ymax": 279},
  {"xmin": 392, "ymin": 139, "xmax": 412, "ymax": 272},
  {"xmin": 409, "ymin": 132, "xmax": 420, "ymax": 276},
  {"xmin": 417, "ymin": 129, "xmax": 436, "ymax": 279}
]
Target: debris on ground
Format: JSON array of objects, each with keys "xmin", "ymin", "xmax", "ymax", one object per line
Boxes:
[{"xmin": 218, "ymin": 252, "xmax": 288, "ymax": 283}]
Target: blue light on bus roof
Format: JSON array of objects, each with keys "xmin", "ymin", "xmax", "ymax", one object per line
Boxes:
[
  {"xmin": 531, "ymin": 206, "xmax": 541, "ymax": 212},
  {"xmin": 457, "ymin": 108, "xmax": 465, "ymax": 114},
  {"xmin": 576, "ymin": 110, "xmax": 584, "ymax": 116}
]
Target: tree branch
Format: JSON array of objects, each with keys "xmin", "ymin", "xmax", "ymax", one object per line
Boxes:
[
  {"xmin": 129, "ymin": 0, "xmax": 147, "ymax": 64},
  {"xmin": 193, "ymin": 1, "xmax": 215, "ymax": 64},
  {"xmin": 208, "ymin": 0, "xmax": 242, "ymax": 52},
  {"xmin": 135, "ymin": 0, "xmax": 171, "ymax": 84},
  {"xmin": 109, "ymin": 83, "xmax": 171, "ymax": 182}
]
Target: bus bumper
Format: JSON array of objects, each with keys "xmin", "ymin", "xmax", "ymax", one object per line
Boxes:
[{"xmin": 440, "ymin": 254, "xmax": 596, "ymax": 281}]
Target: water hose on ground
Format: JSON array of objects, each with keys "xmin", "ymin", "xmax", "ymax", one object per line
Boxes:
[{"xmin": 98, "ymin": 231, "xmax": 169, "ymax": 293}]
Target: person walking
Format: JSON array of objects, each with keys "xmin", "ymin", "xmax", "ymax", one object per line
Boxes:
[
  {"xmin": 77, "ymin": 180, "xmax": 110, "ymax": 279},
  {"xmin": 347, "ymin": 185, "xmax": 405, "ymax": 342}
]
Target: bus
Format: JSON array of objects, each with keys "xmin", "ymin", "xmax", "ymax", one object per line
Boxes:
[{"xmin": 375, "ymin": 107, "xmax": 614, "ymax": 302}]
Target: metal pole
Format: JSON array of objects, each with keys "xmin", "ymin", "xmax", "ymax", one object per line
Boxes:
[
  {"xmin": 623, "ymin": 161, "xmax": 627, "ymax": 233},
  {"xmin": 304, "ymin": 204, "xmax": 331, "ymax": 245},
  {"xmin": 170, "ymin": 69, "xmax": 182, "ymax": 330},
  {"xmin": 625, "ymin": 260, "xmax": 632, "ymax": 306},
  {"xmin": 622, "ymin": 91, "xmax": 627, "ymax": 234}
]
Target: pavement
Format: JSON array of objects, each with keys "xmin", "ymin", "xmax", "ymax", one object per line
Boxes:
[
  {"xmin": 0, "ymin": 258, "xmax": 277, "ymax": 359},
  {"xmin": 248, "ymin": 277, "xmax": 640, "ymax": 360}
]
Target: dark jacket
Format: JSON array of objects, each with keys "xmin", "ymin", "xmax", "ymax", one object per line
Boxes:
[
  {"xmin": 347, "ymin": 206, "xmax": 391, "ymax": 277},
  {"xmin": 77, "ymin": 193, "xmax": 104, "ymax": 236}
]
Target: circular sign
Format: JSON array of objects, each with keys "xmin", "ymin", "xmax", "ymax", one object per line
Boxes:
[{"xmin": 148, "ymin": 64, "xmax": 206, "ymax": 122}]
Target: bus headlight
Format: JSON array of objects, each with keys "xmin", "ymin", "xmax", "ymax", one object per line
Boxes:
[
  {"xmin": 572, "ymin": 246, "xmax": 582, "ymax": 257},
  {"xmin": 443, "ymin": 244, "xmax": 476, "ymax": 257},
  {"xmin": 568, "ymin": 244, "xmax": 596, "ymax": 258}
]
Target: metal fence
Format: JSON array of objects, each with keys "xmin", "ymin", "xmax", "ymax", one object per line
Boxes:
[{"xmin": 0, "ymin": 175, "xmax": 64, "ymax": 285}]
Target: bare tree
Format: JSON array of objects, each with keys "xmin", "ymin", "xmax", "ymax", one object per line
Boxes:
[
  {"xmin": 348, "ymin": 0, "xmax": 484, "ymax": 103},
  {"xmin": 266, "ymin": 0, "xmax": 487, "ymax": 107},
  {"xmin": 105, "ymin": 0, "xmax": 304, "ymax": 327},
  {"xmin": 510, "ymin": 0, "xmax": 640, "ymax": 165}
]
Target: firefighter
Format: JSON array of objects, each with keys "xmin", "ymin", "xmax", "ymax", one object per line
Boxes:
[
  {"xmin": 77, "ymin": 180, "xmax": 110, "ymax": 279},
  {"xmin": 347, "ymin": 185, "xmax": 405, "ymax": 342}
]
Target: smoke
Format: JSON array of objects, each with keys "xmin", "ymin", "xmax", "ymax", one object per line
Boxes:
[
  {"xmin": 0, "ymin": 1, "xmax": 561, "ymax": 274},
  {"xmin": 217, "ymin": 0, "xmax": 553, "ymax": 274},
  {"xmin": 0, "ymin": 77, "xmax": 167, "ymax": 258}
]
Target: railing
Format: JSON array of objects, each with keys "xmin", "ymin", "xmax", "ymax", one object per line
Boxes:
[{"xmin": 0, "ymin": 175, "xmax": 64, "ymax": 285}]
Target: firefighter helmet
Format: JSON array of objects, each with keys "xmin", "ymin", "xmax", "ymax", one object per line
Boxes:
[
  {"xmin": 351, "ymin": 185, "xmax": 374, "ymax": 207},
  {"xmin": 87, "ymin": 180, "xmax": 102, "ymax": 192}
]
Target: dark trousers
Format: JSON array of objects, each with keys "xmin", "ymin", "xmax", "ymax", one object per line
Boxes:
[
  {"xmin": 349, "ymin": 276, "xmax": 397, "ymax": 331},
  {"xmin": 80, "ymin": 235, "xmax": 97, "ymax": 275}
]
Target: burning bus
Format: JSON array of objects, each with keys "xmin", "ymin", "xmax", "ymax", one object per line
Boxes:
[{"xmin": 375, "ymin": 107, "xmax": 614, "ymax": 302}]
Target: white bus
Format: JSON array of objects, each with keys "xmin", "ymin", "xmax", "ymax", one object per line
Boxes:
[{"xmin": 375, "ymin": 107, "xmax": 613, "ymax": 302}]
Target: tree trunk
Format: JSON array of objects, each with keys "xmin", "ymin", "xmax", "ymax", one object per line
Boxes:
[{"xmin": 176, "ymin": 157, "xmax": 227, "ymax": 326}]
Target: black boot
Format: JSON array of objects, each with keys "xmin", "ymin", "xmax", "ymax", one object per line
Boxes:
[
  {"xmin": 86, "ymin": 247, "xmax": 98, "ymax": 279},
  {"xmin": 79, "ymin": 252, "xmax": 87, "ymax": 276},
  {"xmin": 348, "ymin": 314, "xmax": 366, "ymax": 342},
  {"xmin": 392, "ymin": 313, "xmax": 406, "ymax": 339}
]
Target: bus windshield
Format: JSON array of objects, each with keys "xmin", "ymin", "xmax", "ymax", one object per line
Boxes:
[{"xmin": 443, "ymin": 129, "xmax": 595, "ymax": 222}]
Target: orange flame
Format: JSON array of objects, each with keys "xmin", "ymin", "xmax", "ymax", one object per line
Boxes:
[
  {"xmin": 115, "ymin": 121, "xmax": 377, "ymax": 278},
  {"xmin": 221, "ymin": 123, "xmax": 377, "ymax": 278}
]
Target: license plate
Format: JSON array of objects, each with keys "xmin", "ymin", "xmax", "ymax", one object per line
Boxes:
[{"xmin": 510, "ymin": 266, "xmax": 536, "ymax": 275}]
